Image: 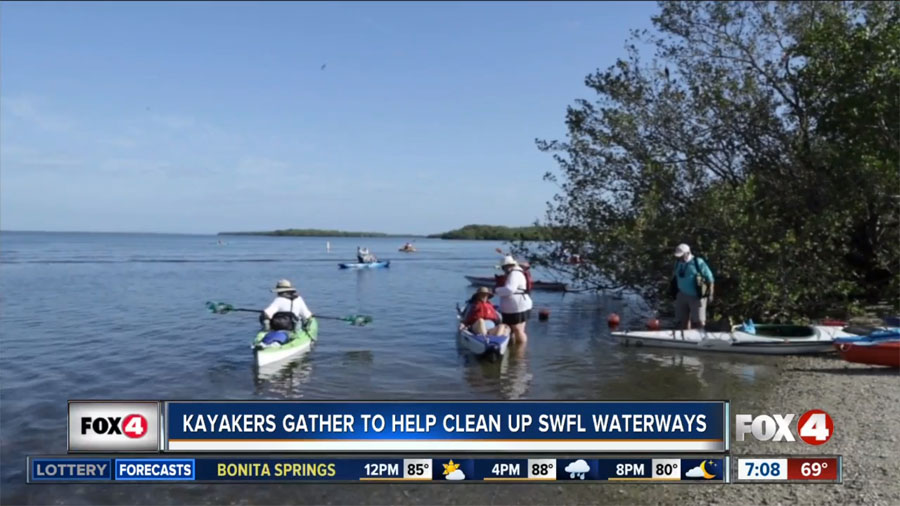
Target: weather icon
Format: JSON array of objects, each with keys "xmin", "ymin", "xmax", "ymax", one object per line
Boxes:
[
  {"xmin": 564, "ymin": 459, "xmax": 590, "ymax": 479},
  {"xmin": 685, "ymin": 460, "xmax": 718, "ymax": 480},
  {"xmin": 443, "ymin": 460, "xmax": 466, "ymax": 481}
]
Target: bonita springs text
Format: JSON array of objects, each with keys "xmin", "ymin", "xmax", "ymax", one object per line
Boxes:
[{"xmin": 181, "ymin": 413, "xmax": 708, "ymax": 434}]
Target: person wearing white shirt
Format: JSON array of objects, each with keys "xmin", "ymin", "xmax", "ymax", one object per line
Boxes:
[
  {"xmin": 495, "ymin": 256, "xmax": 533, "ymax": 344},
  {"xmin": 261, "ymin": 279, "xmax": 313, "ymax": 332}
]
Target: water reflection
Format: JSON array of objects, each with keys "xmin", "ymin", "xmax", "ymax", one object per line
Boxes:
[
  {"xmin": 459, "ymin": 342, "xmax": 533, "ymax": 400},
  {"xmin": 252, "ymin": 354, "xmax": 315, "ymax": 398}
]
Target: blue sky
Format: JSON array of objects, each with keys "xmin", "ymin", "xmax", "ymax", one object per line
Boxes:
[{"xmin": 1, "ymin": 1, "xmax": 658, "ymax": 234}]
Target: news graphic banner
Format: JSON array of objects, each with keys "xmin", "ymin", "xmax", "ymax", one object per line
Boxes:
[
  {"xmin": 28, "ymin": 456, "xmax": 733, "ymax": 483},
  {"xmin": 163, "ymin": 401, "xmax": 728, "ymax": 452}
]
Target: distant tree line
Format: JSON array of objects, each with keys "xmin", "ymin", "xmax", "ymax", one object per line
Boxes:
[
  {"xmin": 428, "ymin": 225, "xmax": 552, "ymax": 241},
  {"xmin": 219, "ymin": 229, "xmax": 406, "ymax": 238}
]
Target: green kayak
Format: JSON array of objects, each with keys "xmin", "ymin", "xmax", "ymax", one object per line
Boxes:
[{"xmin": 252, "ymin": 318, "xmax": 319, "ymax": 367}]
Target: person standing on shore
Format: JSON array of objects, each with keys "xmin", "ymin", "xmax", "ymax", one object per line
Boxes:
[
  {"xmin": 495, "ymin": 256, "xmax": 533, "ymax": 344},
  {"xmin": 671, "ymin": 244, "xmax": 715, "ymax": 330}
]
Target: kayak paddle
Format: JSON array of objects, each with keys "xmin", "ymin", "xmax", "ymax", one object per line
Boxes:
[{"xmin": 205, "ymin": 301, "xmax": 373, "ymax": 326}]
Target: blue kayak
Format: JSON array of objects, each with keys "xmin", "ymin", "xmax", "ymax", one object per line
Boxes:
[
  {"xmin": 338, "ymin": 260, "xmax": 391, "ymax": 269},
  {"xmin": 834, "ymin": 328, "xmax": 900, "ymax": 345}
]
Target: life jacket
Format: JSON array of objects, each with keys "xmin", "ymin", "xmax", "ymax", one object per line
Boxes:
[
  {"xmin": 463, "ymin": 301, "xmax": 500, "ymax": 326},
  {"xmin": 494, "ymin": 266, "xmax": 533, "ymax": 295}
]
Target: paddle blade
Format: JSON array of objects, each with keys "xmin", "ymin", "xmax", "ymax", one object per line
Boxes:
[
  {"xmin": 206, "ymin": 301, "xmax": 234, "ymax": 314},
  {"xmin": 346, "ymin": 315, "xmax": 373, "ymax": 326}
]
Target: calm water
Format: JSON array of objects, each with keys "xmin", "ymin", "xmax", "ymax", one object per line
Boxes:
[{"xmin": 0, "ymin": 232, "xmax": 778, "ymax": 504}]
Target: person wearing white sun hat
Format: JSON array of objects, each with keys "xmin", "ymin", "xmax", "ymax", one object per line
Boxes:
[
  {"xmin": 260, "ymin": 279, "xmax": 313, "ymax": 333},
  {"xmin": 495, "ymin": 255, "xmax": 534, "ymax": 344},
  {"xmin": 671, "ymin": 244, "xmax": 715, "ymax": 330}
]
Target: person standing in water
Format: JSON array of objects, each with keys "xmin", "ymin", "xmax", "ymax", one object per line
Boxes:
[
  {"xmin": 495, "ymin": 256, "xmax": 533, "ymax": 344},
  {"xmin": 671, "ymin": 243, "xmax": 715, "ymax": 330}
]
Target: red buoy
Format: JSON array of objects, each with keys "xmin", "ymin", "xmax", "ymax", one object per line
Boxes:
[
  {"xmin": 538, "ymin": 309, "xmax": 550, "ymax": 321},
  {"xmin": 607, "ymin": 313, "xmax": 620, "ymax": 327},
  {"xmin": 647, "ymin": 318, "xmax": 661, "ymax": 330}
]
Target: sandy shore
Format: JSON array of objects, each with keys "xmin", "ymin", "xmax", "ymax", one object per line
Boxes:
[{"xmin": 279, "ymin": 353, "xmax": 899, "ymax": 506}]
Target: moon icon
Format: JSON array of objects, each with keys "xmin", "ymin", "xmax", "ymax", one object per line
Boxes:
[{"xmin": 700, "ymin": 460, "xmax": 716, "ymax": 479}]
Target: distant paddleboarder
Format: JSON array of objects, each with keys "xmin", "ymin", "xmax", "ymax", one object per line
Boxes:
[{"xmin": 326, "ymin": 241, "xmax": 331, "ymax": 253}]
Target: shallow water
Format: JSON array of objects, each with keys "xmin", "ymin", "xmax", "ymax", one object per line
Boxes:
[{"xmin": 0, "ymin": 232, "xmax": 779, "ymax": 503}]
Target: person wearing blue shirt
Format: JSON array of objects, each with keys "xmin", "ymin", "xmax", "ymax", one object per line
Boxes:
[{"xmin": 672, "ymin": 243, "xmax": 715, "ymax": 330}]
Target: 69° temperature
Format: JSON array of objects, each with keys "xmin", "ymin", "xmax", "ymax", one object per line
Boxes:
[{"xmin": 801, "ymin": 462, "xmax": 828, "ymax": 477}]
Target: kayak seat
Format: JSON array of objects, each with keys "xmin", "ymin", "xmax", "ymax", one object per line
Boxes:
[{"xmin": 752, "ymin": 325, "xmax": 817, "ymax": 338}]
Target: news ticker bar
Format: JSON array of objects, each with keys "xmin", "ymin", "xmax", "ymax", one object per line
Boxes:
[
  {"xmin": 29, "ymin": 456, "xmax": 731, "ymax": 483},
  {"xmin": 68, "ymin": 400, "xmax": 729, "ymax": 453}
]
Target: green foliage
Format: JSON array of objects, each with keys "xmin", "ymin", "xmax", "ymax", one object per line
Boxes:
[
  {"xmin": 429, "ymin": 224, "xmax": 552, "ymax": 241},
  {"xmin": 521, "ymin": 1, "xmax": 899, "ymax": 320}
]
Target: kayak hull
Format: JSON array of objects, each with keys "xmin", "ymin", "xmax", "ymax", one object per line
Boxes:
[
  {"xmin": 834, "ymin": 329, "xmax": 900, "ymax": 367},
  {"xmin": 458, "ymin": 328, "xmax": 510, "ymax": 359},
  {"xmin": 464, "ymin": 275, "xmax": 569, "ymax": 292},
  {"xmin": 455, "ymin": 311, "xmax": 510, "ymax": 359},
  {"xmin": 612, "ymin": 327, "xmax": 834, "ymax": 355},
  {"xmin": 253, "ymin": 318, "xmax": 319, "ymax": 367},
  {"xmin": 339, "ymin": 261, "xmax": 391, "ymax": 269},
  {"xmin": 835, "ymin": 340, "xmax": 900, "ymax": 368}
]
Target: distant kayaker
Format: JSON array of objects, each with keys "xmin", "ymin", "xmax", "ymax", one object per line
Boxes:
[
  {"xmin": 495, "ymin": 256, "xmax": 534, "ymax": 344},
  {"xmin": 357, "ymin": 246, "xmax": 377, "ymax": 263},
  {"xmin": 260, "ymin": 279, "xmax": 313, "ymax": 334},
  {"xmin": 460, "ymin": 287, "xmax": 510, "ymax": 337},
  {"xmin": 671, "ymin": 244, "xmax": 715, "ymax": 330}
]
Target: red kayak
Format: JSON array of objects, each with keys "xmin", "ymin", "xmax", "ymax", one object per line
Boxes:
[{"xmin": 835, "ymin": 340, "xmax": 900, "ymax": 368}]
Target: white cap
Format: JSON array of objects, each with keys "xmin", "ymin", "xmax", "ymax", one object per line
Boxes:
[
  {"xmin": 499, "ymin": 255, "xmax": 518, "ymax": 268},
  {"xmin": 674, "ymin": 244, "xmax": 691, "ymax": 258}
]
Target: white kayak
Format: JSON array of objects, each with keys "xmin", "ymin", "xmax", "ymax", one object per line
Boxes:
[
  {"xmin": 611, "ymin": 325, "xmax": 835, "ymax": 355},
  {"xmin": 456, "ymin": 312, "xmax": 510, "ymax": 360},
  {"xmin": 252, "ymin": 319, "xmax": 318, "ymax": 368},
  {"xmin": 458, "ymin": 327, "xmax": 510, "ymax": 360}
]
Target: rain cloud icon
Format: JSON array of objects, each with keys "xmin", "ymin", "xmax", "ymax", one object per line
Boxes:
[{"xmin": 564, "ymin": 459, "xmax": 590, "ymax": 479}]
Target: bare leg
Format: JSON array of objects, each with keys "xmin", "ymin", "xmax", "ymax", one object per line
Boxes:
[
  {"xmin": 472, "ymin": 319, "xmax": 488, "ymax": 335},
  {"xmin": 488, "ymin": 324, "xmax": 510, "ymax": 336},
  {"xmin": 512, "ymin": 323, "xmax": 528, "ymax": 344}
]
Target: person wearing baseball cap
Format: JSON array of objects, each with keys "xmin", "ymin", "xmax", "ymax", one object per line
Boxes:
[
  {"xmin": 671, "ymin": 244, "xmax": 715, "ymax": 330},
  {"xmin": 259, "ymin": 279, "xmax": 314, "ymax": 335}
]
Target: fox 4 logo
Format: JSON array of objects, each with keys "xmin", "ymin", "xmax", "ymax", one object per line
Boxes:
[
  {"xmin": 81, "ymin": 414, "xmax": 148, "ymax": 439},
  {"xmin": 736, "ymin": 410, "xmax": 833, "ymax": 445}
]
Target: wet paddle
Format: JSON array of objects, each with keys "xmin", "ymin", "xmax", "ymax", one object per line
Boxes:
[{"xmin": 205, "ymin": 302, "xmax": 373, "ymax": 326}]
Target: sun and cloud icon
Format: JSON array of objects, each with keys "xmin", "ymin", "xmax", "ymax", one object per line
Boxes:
[
  {"xmin": 564, "ymin": 459, "xmax": 590, "ymax": 479},
  {"xmin": 685, "ymin": 460, "xmax": 719, "ymax": 480},
  {"xmin": 443, "ymin": 460, "xmax": 466, "ymax": 481}
]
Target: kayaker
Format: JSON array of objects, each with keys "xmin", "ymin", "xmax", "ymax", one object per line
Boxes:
[
  {"xmin": 495, "ymin": 256, "xmax": 534, "ymax": 344},
  {"xmin": 459, "ymin": 287, "xmax": 510, "ymax": 336},
  {"xmin": 671, "ymin": 243, "xmax": 715, "ymax": 330},
  {"xmin": 260, "ymin": 279, "xmax": 313, "ymax": 338},
  {"xmin": 357, "ymin": 246, "xmax": 377, "ymax": 263}
]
